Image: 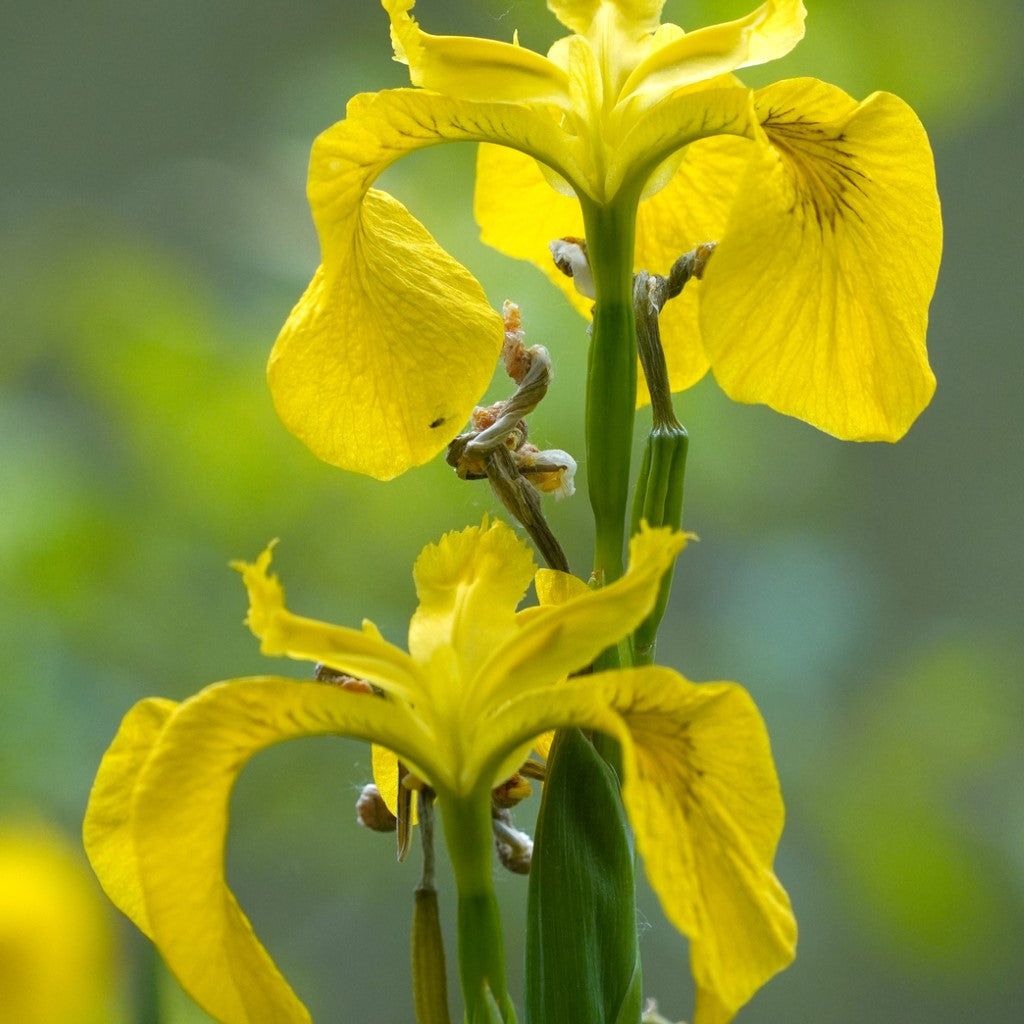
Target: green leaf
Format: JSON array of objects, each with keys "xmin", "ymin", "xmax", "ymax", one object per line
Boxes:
[{"xmin": 525, "ymin": 728, "xmax": 642, "ymax": 1024}]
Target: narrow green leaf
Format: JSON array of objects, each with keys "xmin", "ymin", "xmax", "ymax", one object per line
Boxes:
[{"xmin": 525, "ymin": 728, "xmax": 642, "ymax": 1024}]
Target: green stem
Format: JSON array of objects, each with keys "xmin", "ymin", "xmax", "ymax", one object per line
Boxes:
[
  {"xmin": 412, "ymin": 790, "xmax": 452, "ymax": 1024},
  {"xmin": 628, "ymin": 268, "xmax": 695, "ymax": 664},
  {"xmin": 437, "ymin": 790, "xmax": 517, "ymax": 1024},
  {"xmin": 581, "ymin": 193, "xmax": 642, "ymax": 588}
]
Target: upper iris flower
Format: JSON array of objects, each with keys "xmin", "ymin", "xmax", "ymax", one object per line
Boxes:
[
  {"xmin": 270, "ymin": 0, "xmax": 941, "ymax": 480},
  {"xmin": 83, "ymin": 519, "xmax": 795, "ymax": 1024}
]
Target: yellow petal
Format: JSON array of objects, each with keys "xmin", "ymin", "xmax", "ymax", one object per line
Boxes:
[
  {"xmin": 547, "ymin": 0, "xmax": 665, "ymax": 37},
  {"xmin": 532, "ymin": 731, "xmax": 556, "ymax": 760},
  {"xmin": 608, "ymin": 668, "xmax": 796, "ymax": 1024},
  {"xmin": 534, "ymin": 567, "xmax": 591, "ymax": 605},
  {"xmin": 408, "ymin": 518, "xmax": 536, "ymax": 674},
  {"xmin": 82, "ymin": 697, "xmax": 177, "ymax": 939},
  {"xmin": 270, "ymin": 204, "xmax": 500, "ymax": 481},
  {"xmin": 233, "ymin": 543, "xmax": 424, "ymax": 701},
  {"xmin": 633, "ymin": 128, "xmax": 755, "ymax": 400},
  {"xmin": 384, "ymin": 0, "xmax": 571, "ymax": 107},
  {"xmin": 475, "ymin": 88, "xmax": 753, "ymax": 405},
  {"xmin": 700, "ymin": 79, "xmax": 942, "ymax": 440},
  {"xmin": 620, "ymin": 0, "xmax": 806, "ymax": 109},
  {"xmin": 371, "ymin": 742, "xmax": 403, "ymax": 816},
  {"xmin": 608, "ymin": 80, "xmax": 755, "ymax": 198},
  {"xmin": 271, "ymin": 88, "xmax": 587, "ymax": 480},
  {"xmin": 468, "ymin": 524, "xmax": 688, "ymax": 713},
  {"xmin": 474, "ymin": 142, "xmax": 589, "ymax": 315},
  {"xmin": 131, "ymin": 678, "xmax": 440, "ymax": 1024}
]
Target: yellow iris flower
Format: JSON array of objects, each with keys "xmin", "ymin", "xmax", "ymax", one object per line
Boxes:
[
  {"xmin": 83, "ymin": 519, "xmax": 795, "ymax": 1024},
  {"xmin": 271, "ymin": 0, "xmax": 941, "ymax": 480}
]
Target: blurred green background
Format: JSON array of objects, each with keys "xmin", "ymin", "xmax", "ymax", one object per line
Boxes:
[{"xmin": 3, "ymin": 1, "xmax": 1022, "ymax": 1021}]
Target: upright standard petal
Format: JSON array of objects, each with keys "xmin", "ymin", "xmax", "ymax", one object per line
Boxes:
[
  {"xmin": 130, "ymin": 679, "xmax": 440, "ymax": 1024},
  {"xmin": 83, "ymin": 697, "xmax": 177, "ymax": 938},
  {"xmin": 407, "ymin": 518, "xmax": 536, "ymax": 674},
  {"xmin": 700, "ymin": 78, "xmax": 941, "ymax": 440}
]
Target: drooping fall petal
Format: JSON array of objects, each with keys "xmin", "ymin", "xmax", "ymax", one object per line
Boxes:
[
  {"xmin": 454, "ymin": 662, "xmax": 794, "ymax": 1024},
  {"xmin": 270, "ymin": 89, "xmax": 588, "ymax": 480},
  {"xmin": 699, "ymin": 78, "xmax": 941, "ymax": 440},
  {"xmin": 609, "ymin": 669, "xmax": 796, "ymax": 1024},
  {"xmin": 83, "ymin": 697, "xmax": 177, "ymax": 938}
]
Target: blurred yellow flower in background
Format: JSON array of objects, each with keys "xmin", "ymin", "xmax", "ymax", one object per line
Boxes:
[{"xmin": 1, "ymin": 822, "xmax": 115, "ymax": 1024}]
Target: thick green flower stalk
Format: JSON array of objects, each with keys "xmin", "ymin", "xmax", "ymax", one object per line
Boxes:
[{"xmin": 83, "ymin": 1, "xmax": 940, "ymax": 1023}]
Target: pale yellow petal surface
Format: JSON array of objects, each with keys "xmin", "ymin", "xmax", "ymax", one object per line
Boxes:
[
  {"xmin": 82, "ymin": 697, "xmax": 177, "ymax": 938},
  {"xmin": 534, "ymin": 567, "xmax": 591, "ymax": 605},
  {"xmin": 621, "ymin": 0, "xmax": 806, "ymax": 108},
  {"xmin": 270, "ymin": 89, "xmax": 588, "ymax": 480},
  {"xmin": 467, "ymin": 525, "xmax": 687, "ymax": 714},
  {"xmin": 371, "ymin": 742, "xmax": 404, "ymax": 817},
  {"xmin": 608, "ymin": 668, "xmax": 796, "ymax": 1024},
  {"xmin": 131, "ymin": 678, "xmax": 439, "ymax": 1024},
  {"xmin": 408, "ymin": 518, "xmax": 536, "ymax": 674},
  {"xmin": 632, "ymin": 130, "xmax": 755, "ymax": 400},
  {"xmin": 234, "ymin": 544, "xmax": 424, "ymax": 701},
  {"xmin": 385, "ymin": 0, "xmax": 571, "ymax": 106},
  {"xmin": 700, "ymin": 78, "xmax": 941, "ymax": 440},
  {"xmin": 608, "ymin": 82, "xmax": 754, "ymax": 197},
  {"xmin": 270, "ymin": 198, "xmax": 500, "ymax": 481},
  {"xmin": 474, "ymin": 142, "xmax": 590, "ymax": 315}
]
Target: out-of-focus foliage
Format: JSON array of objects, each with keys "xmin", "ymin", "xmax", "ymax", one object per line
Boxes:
[{"xmin": 2, "ymin": 1, "xmax": 1022, "ymax": 1021}]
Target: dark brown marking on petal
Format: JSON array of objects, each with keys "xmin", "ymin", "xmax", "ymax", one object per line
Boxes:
[{"xmin": 761, "ymin": 106, "xmax": 872, "ymax": 234}]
